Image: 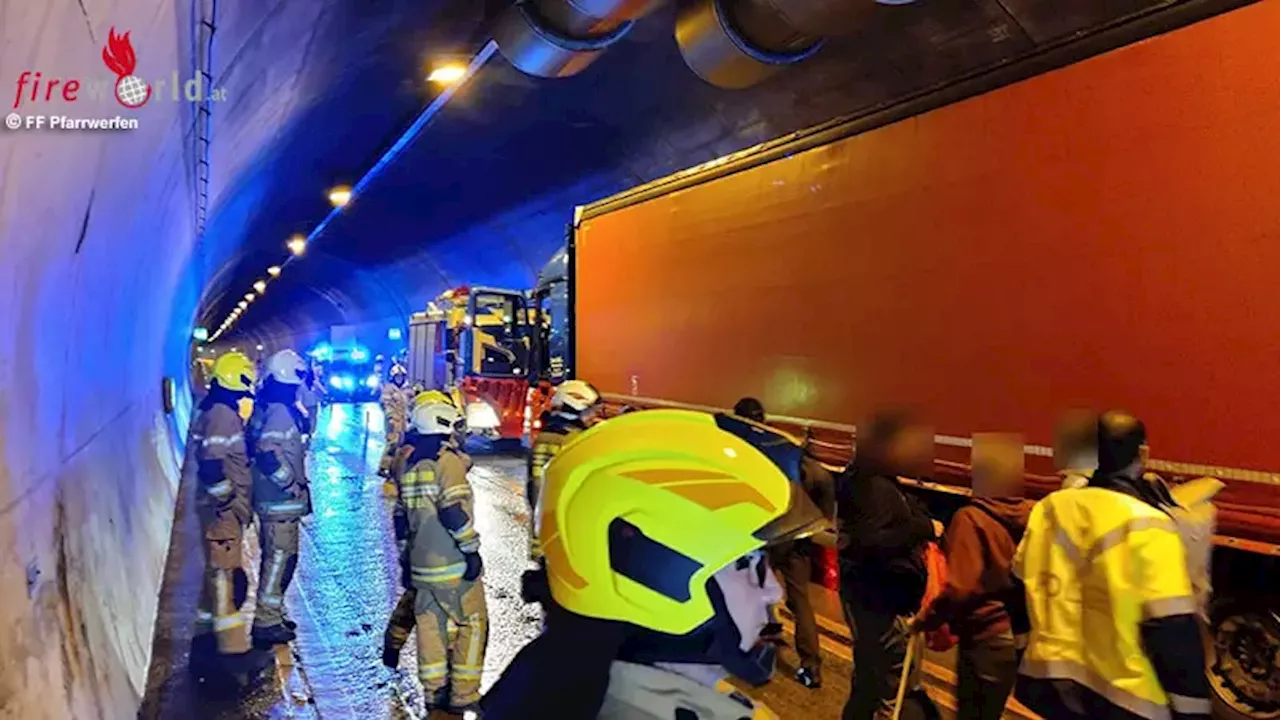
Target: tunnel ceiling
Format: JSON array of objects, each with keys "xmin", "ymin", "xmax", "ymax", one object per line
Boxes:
[{"xmin": 203, "ymin": 0, "xmax": 1177, "ymax": 338}]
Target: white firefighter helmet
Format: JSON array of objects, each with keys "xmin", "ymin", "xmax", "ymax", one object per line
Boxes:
[
  {"xmin": 266, "ymin": 349, "xmax": 307, "ymax": 385},
  {"xmin": 390, "ymin": 363, "xmax": 407, "ymax": 379},
  {"xmin": 410, "ymin": 401, "xmax": 464, "ymax": 436},
  {"xmin": 553, "ymin": 380, "xmax": 602, "ymax": 413}
]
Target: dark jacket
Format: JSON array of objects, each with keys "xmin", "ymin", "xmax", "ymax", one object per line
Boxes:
[
  {"xmin": 837, "ymin": 466, "xmax": 936, "ymax": 614},
  {"xmin": 919, "ymin": 497, "xmax": 1032, "ymax": 640}
]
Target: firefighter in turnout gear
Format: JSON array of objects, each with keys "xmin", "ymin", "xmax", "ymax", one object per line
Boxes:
[
  {"xmin": 382, "ymin": 389, "xmax": 460, "ymax": 662},
  {"xmin": 381, "ymin": 401, "xmax": 487, "ymax": 714},
  {"xmin": 184, "ymin": 351, "xmax": 275, "ymax": 682},
  {"xmin": 379, "ymin": 363, "xmax": 411, "ymax": 477},
  {"xmin": 1014, "ymin": 411, "xmax": 1211, "ymax": 720},
  {"xmin": 246, "ymin": 349, "xmax": 312, "ymax": 646},
  {"xmin": 483, "ymin": 410, "xmax": 830, "ymax": 719},
  {"xmin": 526, "ymin": 380, "xmax": 602, "ymax": 562}
]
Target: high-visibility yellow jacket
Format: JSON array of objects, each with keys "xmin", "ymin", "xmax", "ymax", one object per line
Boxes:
[{"xmin": 1013, "ymin": 486, "xmax": 1208, "ymax": 720}]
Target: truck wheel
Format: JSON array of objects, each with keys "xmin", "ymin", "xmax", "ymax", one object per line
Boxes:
[{"xmin": 1208, "ymin": 601, "xmax": 1280, "ymax": 719}]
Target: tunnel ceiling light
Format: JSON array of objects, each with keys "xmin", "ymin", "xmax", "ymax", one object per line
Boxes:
[
  {"xmin": 245, "ymin": 292, "xmax": 256, "ymax": 302},
  {"xmin": 238, "ymin": 300, "xmax": 248, "ymax": 309},
  {"xmin": 253, "ymin": 280, "xmax": 267, "ymax": 293},
  {"xmin": 287, "ymin": 234, "xmax": 307, "ymax": 255},
  {"xmin": 427, "ymin": 63, "xmax": 467, "ymax": 85},
  {"xmin": 328, "ymin": 185, "xmax": 352, "ymax": 208},
  {"xmin": 267, "ymin": 265, "xmax": 282, "ymax": 277}
]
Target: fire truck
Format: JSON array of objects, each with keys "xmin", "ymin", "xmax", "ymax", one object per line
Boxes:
[
  {"xmin": 526, "ymin": 4, "xmax": 1280, "ymax": 714},
  {"xmin": 406, "ymin": 285, "xmax": 533, "ymax": 447}
]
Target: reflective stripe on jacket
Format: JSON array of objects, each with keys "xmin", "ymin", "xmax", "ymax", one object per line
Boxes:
[
  {"xmin": 182, "ymin": 404, "xmax": 253, "ymax": 532},
  {"xmin": 405, "ymin": 449, "xmax": 479, "ymax": 586},
  {"xmin": 1013, "ymin": 487, "xmax": 1197, "ymax": 720},
  {"xmin": 248, "ymin": 403, "xmax": 311, "ymax": 519}
]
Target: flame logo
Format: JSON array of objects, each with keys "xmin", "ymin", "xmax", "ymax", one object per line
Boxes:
[{"xmin": 102, "ymin": 27, "xmax": 151, "ymax": 109}]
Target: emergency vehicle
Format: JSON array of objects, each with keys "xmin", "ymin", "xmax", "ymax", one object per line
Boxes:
[{"xmin": 407, "ymin": 285, "xmax": 532, "ymax": 446}]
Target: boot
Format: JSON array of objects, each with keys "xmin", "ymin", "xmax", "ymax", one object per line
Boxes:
[
  {"xmin": 219, "ymin": 648, "xmax": 276, "ymax": 682},
  {"xmin": 252, "ymin": 623, "xmax": 297, "ymax": 647},
  {"xmin": 382, "ymin": 643, "xmax": 400, "ymax": 669},
  {"xmin": 187, "ymin": 634, "xmax": 219, "ymax": 678}
]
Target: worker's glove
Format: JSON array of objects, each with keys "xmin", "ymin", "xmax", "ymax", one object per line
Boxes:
[{"xmin": 462, "ymin": 552, "xmax": 484, "ymax": 581}]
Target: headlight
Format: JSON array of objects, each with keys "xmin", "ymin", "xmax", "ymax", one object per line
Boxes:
[
  {"xmin": 465, "ymin": 402, "xmax": 501, "ymax": 430},
  {"xmin": 342, "ymin": 377, "xmax": 355, "ymax": 390},
  {"xmin": 365, "ymin": 375, "xmax": 379, "ymax": 389},
  {"xmin": 330, "ymin": 376, "xmax": 342, "ymax": 389}
]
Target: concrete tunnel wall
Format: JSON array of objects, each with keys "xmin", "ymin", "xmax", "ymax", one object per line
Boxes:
[{"xmin": 0, "ymin": 0, "xmax": 369, "ymax": 715}]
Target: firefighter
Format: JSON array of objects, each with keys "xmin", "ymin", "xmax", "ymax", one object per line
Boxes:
[
  {"xmin": 185, "ymin": 351, "xmax": 274, "ymax": 682},
  {"xmin": 526, "ymin": 380, "xmax": 602, "ymax": 562},
  {"xmin": 246, "ymin": 349, "xmax": 311, "ymax": 646},
  {"xmin": 379, "ymin": 363, "xmax": 411, "ymax": 477},
  {"xmin": 482, "ymin": 409, "xmax": 830, "ymax": 719},
  {"xmin": 382, "ymin": 400, "xmax": 487, "ymax": 714},
  {"xmin": 381, "ymin": 389, "xmax": 460, "ymax": 661},
  {"xmin": 1014, "ymin": 411, "xmax": 1211, "ymax": 720}
]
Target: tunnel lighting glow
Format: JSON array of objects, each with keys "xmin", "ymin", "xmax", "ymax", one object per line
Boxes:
[
  {"xmin": 253, "ymin": 280, "xmax": 267, "ymax": 293},
  {"xmin": 267, "ymin": 265, "xmax": 282, "ymax": 277},
  {"xmin": 238, "ymin": 301, "xmax": 248, "ymax": 309},
  {"xmin": 256, "ymin": 344, "xmax": 265, "ymax": 351},
  {"xmin": 245, "ymin": 293, "xmax": 256, "ymax": 302},
  {"xmin": 287, "ymin": 235, "xmax": 307, "ymax": 255},
  {"xmin": 388, "ymin": 327, "xmax": 403, "ymax": 340},
  {"xmin": 427, "ymin": 63, "xmax": 468, "ymax": 85},
  {"xmin": 327, "ymin": 185, "xmax": 352, "ymax": 208}
]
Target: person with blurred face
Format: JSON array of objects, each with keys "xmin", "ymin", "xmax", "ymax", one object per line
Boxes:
[
  {"xmin": 1053, "ymin": 409, "xmax": 1098, "ymax": 490},
  {"xmin": 914, "ymin": 433, "xmax": 1032, "ymax": 720},
  {"xmin": 837, "ymin": 412, "xmax": 938, "ymax": 720},
  {"xmin": 1015, "ymin": 411, "xmax": 1210, "ymax": 720}
]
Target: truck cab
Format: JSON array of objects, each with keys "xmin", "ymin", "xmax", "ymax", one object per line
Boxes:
[{"xmin": 407, "ymin": 285, "xmax": 532, "ymax": 444}]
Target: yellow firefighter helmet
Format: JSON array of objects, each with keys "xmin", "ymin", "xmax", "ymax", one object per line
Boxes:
[
  {"xmin": 212, "ymin": 351, "xmax": 256, "ymax": 392},
  {"xmin": 413, "ymin": 389, "xmax": 456, "ymax": 410},
  {"xmin": 538, "ymin": 409, "xmax": 826, "ymax": 636}
]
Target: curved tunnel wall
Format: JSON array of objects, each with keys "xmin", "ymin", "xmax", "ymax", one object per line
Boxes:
[
  {"xmin": 0, "ymin": 0, "xmax": 391, "ymax": 714},
  {"xmin": 0, "ymin": 3, "xmax": 199, "ymax": 716}
]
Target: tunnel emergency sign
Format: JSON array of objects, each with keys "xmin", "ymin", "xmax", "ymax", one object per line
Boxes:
[{"xmin": 193, "ymin": 327, "xmax": 209, "ymax": 342}]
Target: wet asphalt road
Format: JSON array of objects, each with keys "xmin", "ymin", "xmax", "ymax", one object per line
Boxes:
[{"xmin": 139, "ymin": 403, "xmax": 874, "ymax": 718}]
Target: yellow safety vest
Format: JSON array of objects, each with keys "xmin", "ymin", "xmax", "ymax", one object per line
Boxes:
[{"xmin": 1014, "ymin": 487, "xmax": 1197, "ymax": 720}]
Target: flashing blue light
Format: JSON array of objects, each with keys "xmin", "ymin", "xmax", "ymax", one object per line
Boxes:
[
  {"xmin": 388, "ymin": 327, "xmax": 403, "ymax": 341},
  {"xmin": 350, "ymin": 347, "xmax": 368, "ymax": 362},
  {"xmin": 365, "ymin": 375, "xmax": 380, "ymax": 389}
]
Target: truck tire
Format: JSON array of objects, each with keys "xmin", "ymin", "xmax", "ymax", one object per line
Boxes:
[{"xmin": 1208, "ymin": 599, "xmax": 1280, "ymax": 719}]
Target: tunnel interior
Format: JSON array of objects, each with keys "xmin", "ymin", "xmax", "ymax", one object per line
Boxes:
[{"xmin": 0, "ymin": 0, "xmax": 1259, "ymax": 716}]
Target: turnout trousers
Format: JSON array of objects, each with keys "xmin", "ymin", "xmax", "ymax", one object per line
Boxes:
[{"xmin": 254, "ymin": 517, "xmax": 300, "ymax": 629}]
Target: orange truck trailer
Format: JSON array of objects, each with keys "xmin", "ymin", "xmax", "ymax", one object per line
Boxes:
[{"xmin": 550, "ymin": 2, "xmax": 1280, "ymax": 715}]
